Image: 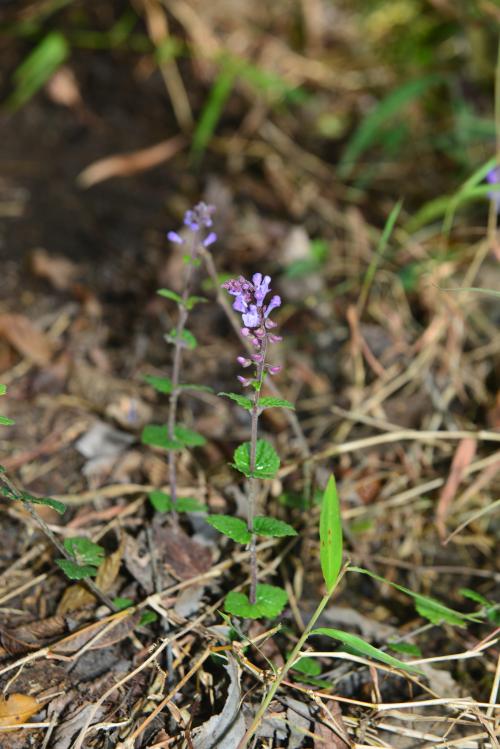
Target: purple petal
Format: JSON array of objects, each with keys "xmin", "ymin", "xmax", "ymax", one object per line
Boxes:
[
  {"xmin": 233, "ymin": 295, "xmax": 247, "ymax": 313},
  {"xmin": 242, "ymin": 304, "xmax": 260, "ymax": 328},
  {"xmin": 264, "ymin": 295, "xmax": 281, "ymax": 318},
  {"xmin": 167, "ymin": 231, "xmax": 184, "ymax": 244},
  {"xmin": 203, "ymin": 231, "xmax": 217, "ymax": 248}
]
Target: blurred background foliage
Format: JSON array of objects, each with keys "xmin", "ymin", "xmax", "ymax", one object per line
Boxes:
[{"xmin": 0, "ymin": 0, "xmax": 498, "ymax": 251}]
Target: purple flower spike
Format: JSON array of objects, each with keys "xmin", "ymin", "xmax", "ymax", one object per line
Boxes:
[
  {"xmin": 222, "ymin": 272, "xmax": 284, "ymax": 386},
  {"xmin": 167, "ymin": 231, "xmax": 184, "ymax": 244}
]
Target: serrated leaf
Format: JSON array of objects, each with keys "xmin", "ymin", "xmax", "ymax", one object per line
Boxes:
[
  {"xmin": 185, "ymin": 295, "xmax": 207, "ymax": 310},
  {"xmin": 233, "ymin": 440, "xmax": 280, "ymax": 479},
  {"xmin": 320, "ymin": 475, "xmax": 343, "ymax": 591},
  {"xmin": 205, "ymin": 515, "xmax": 251, "ymax": 544},
  {"xmin": 30, "ymin": 496, "xmax": 66, "ymax": 515},
  {"xmin": 224, "ymin": 584, "xmax": 288, "ymax": 619},
  {"xmin": 258, "ymin": 397, "xmax": 295, "ymax": 410},
  {"xmin": 143, "ymin": 375, "xmax": 173, "ymax": 394},
  {"xmin": 149, "ymin": 490, "xmax": 206, "ymax": 513},
  {"xmin": 64, "ymin": 537, "xmax": 105, "ymax": 567},
  {"xmin": 0, "ymin": 487, "xmax": 66, "ymax": 515},
  {"xmin": 349, "ymin": 567, "xmax": 478, "ymax": 626},
  {"xmin": 157, "ymin": 288, "xmax": 182, "ymax": 304},
  {"xmin": 219, "ymin": 392, "xmax": 253, "ymax": 410},
  {"xmin": 174, "ymin": 425, "xmax": 206, "ymax": 447},
  {"xmin": 141, "ymin": 425, "xmax": 183, "ymax": 451},
  {"xmin": 253, "ymin": 516, "xmax": 297, "ymax": 538},
  {"xmin": 166, "ymin": 328, "xmax": 197, "ymax": 350},
  {"xmin": 56, "ymin": 559, "xmax": 98, "ymax": 580},
  {"xmin": 311, "ymin": 628, "xmax": 421, "ymax": 674}
]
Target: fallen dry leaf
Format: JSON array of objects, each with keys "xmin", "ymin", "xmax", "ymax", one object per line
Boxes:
[
  {"xmin": 436, "ymin": 438, "xmax": 477, "ymax": 540},
  {"xmin": 0, "ymin": 314, "xmax": 55, "ymax": 366},
  {"xmin": 0, "ymin": 693, "xmax": 40, "ymax": 728},
  {"xmin": 77, "ymin": 135, "xmax": 186, "ymax": 188},
  {"xmin": 29, "ymin": 248, "xmax": 80, "ymax": 291}
]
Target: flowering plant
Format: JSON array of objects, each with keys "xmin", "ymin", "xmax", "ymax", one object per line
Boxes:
[{"xmin": 205, "ymin": 272, "xmax": 296, "ymax": 618}]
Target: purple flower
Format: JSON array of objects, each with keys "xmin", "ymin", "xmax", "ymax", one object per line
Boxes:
[
  {"xmin": 223, "ymin": 272, "xmax": 284, "ymax": 387},
  {"xmin": 252, "ymin": 273, "xmax": 271, "ymax": 306},
  {"xmin": 264, "ymin": 295, "xmax": 281, "ymax": 318},
  {"xmin": 167, "ymin": 202, "xmax": 217, "ymax": 248},
  {"xmin": 167, "ymin": 231, "xmax": 184, "ymax": 244},
  {"xmin": 242, "ymin": 304, "xmax": 260, "ymax": 328},
  {"xmin": 486, "ymin": 166, "xmax": 500, "ymax": 212}
]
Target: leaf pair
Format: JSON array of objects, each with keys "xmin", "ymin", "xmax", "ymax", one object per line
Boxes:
[
  {"xmin": 56, "ymin": 537, "xmax": 105, "ymax": 581},
  {"xmin": 206, "ymin": 515, "xmax": 296, "ymax": 544},
  {"xmin": 141, "ymin": 424, "xmax": 206, "ymax": 451}
]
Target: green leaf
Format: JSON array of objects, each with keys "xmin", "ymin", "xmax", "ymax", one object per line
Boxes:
[
  {"xmin": 157, "ymin": 288, "xmax": 182, "ymax": 304},
  {"xmin": 191, "ymin": 60, "xmax": 239, "ymax": 164},
  {"xmin": 0, "ymin": 385, "xmax": 6, "ymax": 396},
  {"xmin": 338, "ymin": 75, "xmax": 441, "ymax": 179},
  {"xmin": 0, "ymin": 486, "xmax": 66, "ymax": 515},
  {"xmin": 149, "ymin": 490, "xmax": 172, "ymax": 512},
  {"xmin": 253, "ymin": 516, "xmax": 297, "ymax": 538},
  {"xmin": 7, "ymin": 32, "xmax": 69, "ymax": 111},
  {"xmin": 258, "ymin": 397, "xmax": 295, "ymax": 410},
  {"xmin": 205, "ymin": 515, "xmax": 251, "ymax": 544},
  {"xmin": 233, "ymin": 440, "xmax": 280, "ymax": 479},
  {"xmin": 0, "ymin": 416, "xmax": 15, "ymax": 426},
  {"xmin": 174, "ymin": 425, "xmax": 206, "ymax": 447},
  {"xmin": 113, "ymin": 597, "xmax": 134, "ymax": 610},
  {"xmin": 180, "ymin": 383, "xmax": 214, "ymax": 393},
  {"xmin": 64, "ymin": 537, "xmax": 105, "ymax": 567},
  {"xmin": 139, "ymin": 610, "xmax": 158, "ymax": 626},
  {"xmin": 219, "ymin": 392, "xmax": 253, "ymax": 410},
  {"xmin": 387, "ymin": 642, "xmax": 422, "ymax": 657},
  {"xmin": 185, "ymin": 295, "xmax": 208, "ymax": 310},
  {"xmin": 310, "ymin": 628, "xmax": 421, "ymax": 674},
  {"xmin": 224, "ymin": 584, "xmax": 288, "ymax": 619},
  {"xmin": 55, "ymin": 559, "xmax": 98, "ymax": 580},
  {"xmin": 166, "ymin": 328, "xmax": 198, "ymax": 350},
  {"xmin": 292, "ymin": 657, "xmax": 322, "ymax": 676},
  {"xmin": 149, "ymin": 490, "xmax": 206, "ymax": 513},
  {"xmin": 459, "ymin": 588, "xmax": 491, "ymax": 607},
  {"xmin": 141, "ymin": 425, "xmax": 183, "ymax": 451},
  {"xmin": 143, "ymin": 375, "xmax": 173, "ymax": 394},
  {"xmin": 349, "ymin": 567, "xmax": 478, "ymax": 627},
  {"xmin": 320, "ymin": 475, "xmax": 343, "ymax": 591}
]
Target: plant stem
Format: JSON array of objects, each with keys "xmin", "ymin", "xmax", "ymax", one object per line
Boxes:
[
  {"xmin": 0, "ymin": 473, "xmax": 117, "ymax": 612},
  {"xmin": 247, "ymin": 332, "xmax": 268, "ymax": 605},
  {"xmin": 166, "ymin": 236, "xmax": 199, "ymax": 509},
  {"xmin": 237, "ymin": 569, "xmax": 345, "ymax": 749}
]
